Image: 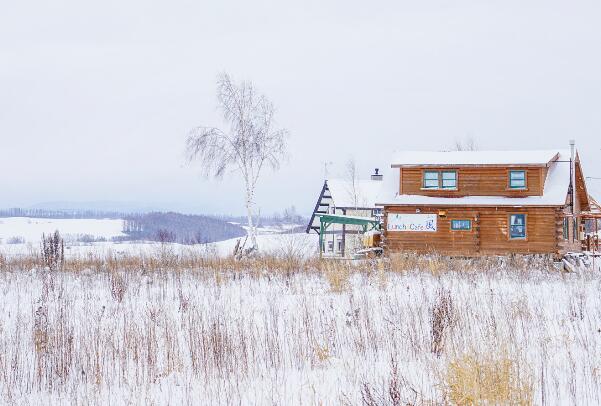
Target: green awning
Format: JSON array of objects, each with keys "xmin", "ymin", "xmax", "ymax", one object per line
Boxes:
[{"xmin": 315, "ymin": 213, "xmax": 380, "ymax": 228}]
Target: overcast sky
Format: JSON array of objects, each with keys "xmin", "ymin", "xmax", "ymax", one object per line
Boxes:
[{"xmin": 1, "ymin": 0, "xmax": 600, "ymax": 215}]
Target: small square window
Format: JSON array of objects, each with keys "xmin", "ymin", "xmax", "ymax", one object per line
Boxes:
[
  {"xmin": 509, "ymin": 170, "xmax": 526, "ymax": 189},
  {"xmin": 423, "ymin": 171, "xmax": 439, "ymax": 189},
  {"xmin": 451, "ymin": 219, "xmax": 471, "ymax": 230},
  {"xmin": 509, "ymin": 214, "xmax": 526, "ymax": 239},
  {"xmin": 441, "ymin": 171, "xmax": 457, "ymax": 189}
]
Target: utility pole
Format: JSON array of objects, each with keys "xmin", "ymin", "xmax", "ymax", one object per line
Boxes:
[{"xmin": 323, "ymin": 161, "xmax": 333, "ymax": 180}]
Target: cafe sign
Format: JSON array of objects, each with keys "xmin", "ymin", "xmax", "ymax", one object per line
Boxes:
[{"xmin": 387, "ymin": 213, "xmax": 437, "ymax": 232}]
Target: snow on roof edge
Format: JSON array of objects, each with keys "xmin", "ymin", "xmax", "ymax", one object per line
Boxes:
[{"xmin": 390, "ymin": 149, "xmax": 565, "ymax": 166}]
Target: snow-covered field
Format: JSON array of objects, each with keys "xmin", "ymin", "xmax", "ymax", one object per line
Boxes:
[
  {"xmin": 0, "ymin": 263, "xmax": 600, "ymax": 404},
  {"xmin": 0, "ymin": 217, "xmax": 318, "ymax": 258},
  {"xmin": 0, "ymin": 233, "xmax": 318, "ymax": 259},
  {"xmin": 0, "ymin": 217, "xmax": 126, "ymax": 243}
]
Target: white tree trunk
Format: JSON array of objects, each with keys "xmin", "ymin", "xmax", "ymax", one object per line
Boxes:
[{"xmin": 245, "ymin": 185, "xmax": 258, "ymax": 251}]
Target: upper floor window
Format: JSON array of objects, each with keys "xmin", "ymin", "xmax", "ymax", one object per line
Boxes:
[
  {"xmin": 441, "ymin": 171, "xmax": 457, "ymax": 189},
  {"xmin": 423, "ymin": 171, "xmax": 439, "ymax": 189},
  {"xmin": 509, "ymin": 214, "xmax": 526, "ymax": 239},
  {"xmin": 423, "ymin": 170, "xmax": 457, "ymax": 190},
  {"xmin": 509, "ymin": 170, "xmax": 526, "ymax": 189}
]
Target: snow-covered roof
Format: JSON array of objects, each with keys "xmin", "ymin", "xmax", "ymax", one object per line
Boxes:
[
  {"xmin": 376, "ymin": 149, "xmax": 572, "ymax": 207},
  {"xmin": 391, "ymin": 149, "xmax": 560, "ymax": 167},
  {"xmin": 327, "ymin": 178, "xmax": 383, "ymax": 208}
]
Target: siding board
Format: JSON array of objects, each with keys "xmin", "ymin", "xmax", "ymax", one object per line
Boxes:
[{"xmin": 399, "ymin": 167, "xmax": 544, "ymax": 197}]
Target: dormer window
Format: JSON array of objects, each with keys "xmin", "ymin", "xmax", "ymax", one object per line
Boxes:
[
  {"xmin": 441, "ymin": 171, "xmax": 457, "ymax": 189},
  {"xmin": 423, "ymin": 171, "xmax": 439, "ymax": 189},
  {"xmin": 422, "ymin": 170, "xmax": 457, "ymax": 190},
  {"xmin": 509, "ymin": 170, "xmax": 526, "ymax": 189}
]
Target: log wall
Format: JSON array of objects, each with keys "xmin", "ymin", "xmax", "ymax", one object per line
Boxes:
[{"xmin": 383, "ymin": 206, "xmax": 572, "ymax": 256}]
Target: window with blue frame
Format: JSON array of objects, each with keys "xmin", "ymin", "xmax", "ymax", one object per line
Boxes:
[
  {"xmin": 509, "ymin": 170, "xmax": 526, "ymax": 189},
  {"xmin": 441, "ymin": 171, "xmax": 457, "ymax": 189},
  {"xmin": 423, "ymin": 171, "xmax": 440, "ymax": 189},
  {"xmin": 451, "ymin": 219, "xmax": 471, "ymax": 231},
  {"xmin": 509, "ymin": 214, "xmax": 526, "ymax": 239},
  {"xmin": 423, "ymin": 170, "xmax": 457, "ymax": 189}
]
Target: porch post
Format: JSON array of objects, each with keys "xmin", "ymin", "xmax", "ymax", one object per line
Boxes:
[
  {"xmin": 319, "ymin": 220, "xmax": 324, "ymax": 258},
  {"xmin": 593, "ymin": 218, "xmax": 601, "ymax": 251},
  {"xmin": 341, "ymin": 208, "xmax": 346, "ymax": 258}
]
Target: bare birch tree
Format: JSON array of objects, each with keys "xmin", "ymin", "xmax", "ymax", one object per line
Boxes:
[
  {"xmin": 453, "ymin": 136, "xmax": 478, "ymax": 151},
  {"xmin": 345, "ymin": 158, "xmax": 360, "ymax": 209},
  {"xmin": 186, "ymin": 73, "xmax": 288, "ymax": 252}
]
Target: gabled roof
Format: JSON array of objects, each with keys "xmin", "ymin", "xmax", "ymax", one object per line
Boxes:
[
  {"xmin": 376, "ymin": 149, "xmax": 577, "ymax": 207},
  {"xmin": 391, "ymin": 149, "xmax": 560, "ymax": 167},
  {"xmin": 326, "ymin": 178, "xmax": 383, "ymax": 208}
]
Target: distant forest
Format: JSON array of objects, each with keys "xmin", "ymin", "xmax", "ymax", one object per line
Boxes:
[{"xmin": 121, "ymin": 212, "xmax": 246, "ymax": 244}]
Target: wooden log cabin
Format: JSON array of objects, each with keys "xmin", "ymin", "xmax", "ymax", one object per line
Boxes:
[{"xmin": 375, "ymin": 144, "xmax": 592, "ymax": 257}]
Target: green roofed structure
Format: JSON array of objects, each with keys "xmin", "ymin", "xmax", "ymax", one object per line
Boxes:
[{"xmin": 315, "ymin": 213, "xmax": 380, "ymax": 257}]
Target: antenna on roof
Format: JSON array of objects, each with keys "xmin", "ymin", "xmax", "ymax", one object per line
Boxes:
[{"xmin": 570, "ymin": 140, "xmax": 576, "ymax": 215}]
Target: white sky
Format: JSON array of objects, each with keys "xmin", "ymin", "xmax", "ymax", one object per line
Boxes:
[{"xmin": 1, "ymin": 0, "xmax": 600, "ymax": 215}]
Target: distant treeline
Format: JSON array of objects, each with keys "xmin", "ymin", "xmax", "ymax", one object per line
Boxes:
[
  {"xmin": 0, "ymin": 206, "xmax": 308, "ymax": 225},
  {"xmin": 214, "ymin": 206, "xmax": 307, "ymax": 227},
  {"xmin": 122, "ymin": 212, "xmax": 246, "ymax": 244},
  {"xmin": 0, "ymin": 208, "xmax": 126, "ymax": 219}
]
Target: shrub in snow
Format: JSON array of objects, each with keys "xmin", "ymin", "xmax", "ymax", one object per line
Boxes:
[
  {"xmin": 6, "ymin": 236, "xmax": 25, "ymax": 244},
  {"xmin": 41, "ymin": 231, "xmax": 64, "ymax": 271}
]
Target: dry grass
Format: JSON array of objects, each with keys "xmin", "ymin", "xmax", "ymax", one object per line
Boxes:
[
  {"xmin": 323, "ymin": 261, "xmax": 351, "ymax": 292},
  {"xmin": 0, "ymin": 249, "xmax": 597, "ymax": 404},
  {"xmin": 430, "ymin": 288, "xmax": 455, "ymax": 356},
  {"xmin": 0, "ymin": 247, "xmax": 559, "ymax": 279},
  {"xmin": 445, "ymin": 353, "xmax": 533, "ymax": 405},
  {"xmin": 0, "ymin": 248, "xmax": 320, "ymax": 276}
]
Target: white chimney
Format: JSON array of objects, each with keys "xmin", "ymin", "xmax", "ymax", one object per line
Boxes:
[
  {"xmin": 570, "ymin": 139, "xmax": 576, "ymax": 215},
  {"xmin": 371, "ymin": 168, "xmax": 383, "ymax": 181}
]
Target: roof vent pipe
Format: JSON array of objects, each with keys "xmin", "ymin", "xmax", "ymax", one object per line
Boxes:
[
  {"xmin": 570, "ymin": 140, "xmax": 576, "ymax": 215},
  {"xmin": 371, "ymin": 168, "xmax": 383, "ymax": 181}
]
